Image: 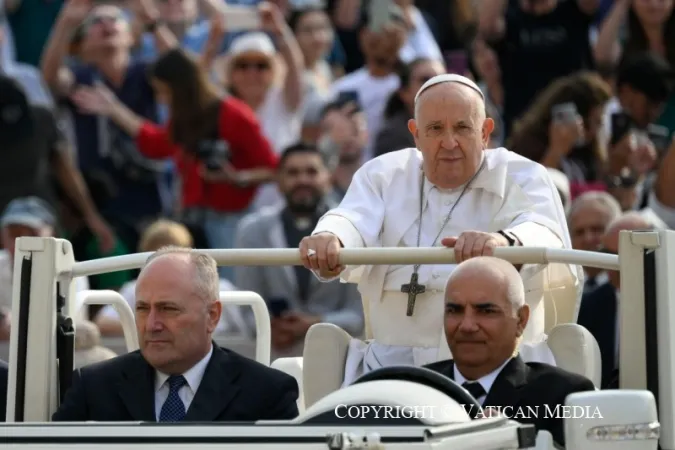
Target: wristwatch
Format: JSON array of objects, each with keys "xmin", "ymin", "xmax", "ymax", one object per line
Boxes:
[{"xmin": 497, "ymin": 230, "xmax": 518, "ymax": 246}]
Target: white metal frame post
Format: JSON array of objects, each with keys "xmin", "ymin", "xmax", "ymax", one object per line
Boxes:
[
  {"xmin": 619, "ymin": 230, "xmax": 675, "ymax": 450},
  {"xmin": 6, "ymin": 237, "xmax": 76, "ymax": 422},
  {"xmin": 655, "ymin": 231, "xmax": 675, "ymax": 449},
  {"xmin": 618, "ymin": 230, "xmax": 658, "ymax": 389}
]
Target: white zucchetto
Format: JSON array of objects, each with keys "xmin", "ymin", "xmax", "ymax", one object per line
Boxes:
[{"xmin": 414, "ymin": 74, "xmax": 485, "ymax": 104}]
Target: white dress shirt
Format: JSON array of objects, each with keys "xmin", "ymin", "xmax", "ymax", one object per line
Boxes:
[
  {"xmin": 154, "ymin": 344, "xmax": 213, "ymax": 420},
  {"xmin": 453, "ymin": 358, "xmax": 512, "ymax": 405}
]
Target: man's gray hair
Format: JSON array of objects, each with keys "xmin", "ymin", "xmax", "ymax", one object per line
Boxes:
[
  {"xmin": 567, "ymin": 191, "xmax": 622, "ymax": 223},
  {"xmin": 144, "ymin": 246, "xmax": 220, "ymax": 302},
  {"xmin": 446, "ymin": 256, "xmax": 525, "ymax": 315}
]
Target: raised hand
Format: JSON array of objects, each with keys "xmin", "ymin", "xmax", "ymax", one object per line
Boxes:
[
  {"xmin": 70, "ymin": 83, "xmax": 118, "ymax": 116},
  {"xmin": 548, "ymin": 117, "xmax": 583, "ymax": 155},
  {"xmin": 258, "ymin": 1, "xmax": 286, "ymax": 35},
  {"xmin": 60, "ymin": 0, "xmax": 93, "ymax": 25}
]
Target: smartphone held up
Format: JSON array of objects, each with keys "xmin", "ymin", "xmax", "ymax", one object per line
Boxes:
[{"xmin": 221, "ymin": 5, "xmax": 262, "ymax": 32}]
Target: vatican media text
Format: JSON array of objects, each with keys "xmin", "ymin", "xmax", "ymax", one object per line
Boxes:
[{"xmin": 333, "ymin": 404, "xmax": 603, "ymax": 420}]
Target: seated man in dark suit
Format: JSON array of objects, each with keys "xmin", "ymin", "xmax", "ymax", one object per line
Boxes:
[
  {"xmin": 578, "ymin": 212, "xmax": 652, "ymax": 389},
  {"xmin": 53, "ymin": 247, "xmax": 299, "ymax": 422},
  {"xmin": 0, "ymin": 358, "xmax": 7, "ymax": 422},
  {"xmin": 425, "ymin": 256, "xmax": 595, "ymax": 447}
]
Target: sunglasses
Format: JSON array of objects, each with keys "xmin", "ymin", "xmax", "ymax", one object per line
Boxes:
[
  {"xmin": 86, "ymin": 13, "xmax": 123, "ymax": 28},
  {"xmin": 233, "ymin": 61, "xmax": 271, "ymax": 71}
]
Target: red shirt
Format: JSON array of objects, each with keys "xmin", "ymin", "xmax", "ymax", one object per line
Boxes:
[{"xmin": 136, "ymin": 96, "xmax": 278, "ymax": 212}]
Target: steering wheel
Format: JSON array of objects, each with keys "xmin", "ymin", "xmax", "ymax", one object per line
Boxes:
[{"xmin": 352, "ymin": 366, "xmax": 483, "ymax": 419}]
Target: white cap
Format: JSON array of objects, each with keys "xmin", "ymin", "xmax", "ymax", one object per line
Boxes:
[
  {"xmin": 414, "ymin": 74, "xmax": 485, "ymax": 105},
  {"xmin": 229, "ymin": 32, "xmax": 275, "ymax": 58}
]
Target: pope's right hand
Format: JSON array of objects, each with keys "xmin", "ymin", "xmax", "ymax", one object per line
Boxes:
[{"xmin": 299, "ymin": 232, "xmax": 345, "ymax": 278}]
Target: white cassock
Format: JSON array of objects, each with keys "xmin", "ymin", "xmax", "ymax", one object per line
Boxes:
[{"xmin": 312, "ymin": 147, "xmax": 584, "ymax": 386}]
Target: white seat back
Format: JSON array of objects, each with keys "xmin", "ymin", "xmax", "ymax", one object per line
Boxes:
[
  {"xmin": 270, "ymin": 357, "xmax": 305, "ymax": 412},
  {"xmin": 547, "ymin": 323, "xmax": 602, "ymax": 387},
  {"xmin": 302, "ymin": 323, "xmax": 352, "ymax": 408},
  {"xmin": 297, "ymin": 322, "xmax": 602, "ymax": 410}
]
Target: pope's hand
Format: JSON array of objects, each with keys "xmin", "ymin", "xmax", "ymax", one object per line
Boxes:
[
  {"xmin": 441, "ymin": 231, "xmax": 509, "ymax": 263},
  {"xmin": 299, "ymin": 232, "xmax": 346, "ymax": 278}
]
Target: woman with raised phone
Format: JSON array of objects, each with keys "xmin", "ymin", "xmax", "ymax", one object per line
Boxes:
[{"xmin": 71, "ymin": 45, "xmax": 278, "ymax": 279}]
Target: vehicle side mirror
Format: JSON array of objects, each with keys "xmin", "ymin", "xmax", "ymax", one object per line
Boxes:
[{"xmin": 564, "ymin": 390, "xmax": 659, "ymax": 450}]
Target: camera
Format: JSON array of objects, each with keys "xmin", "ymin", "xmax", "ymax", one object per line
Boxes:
[{"xmin": 196, "ymin": 139, "xmax": 231, "ymax": 171}]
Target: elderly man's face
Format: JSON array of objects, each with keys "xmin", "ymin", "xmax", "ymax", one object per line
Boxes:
[
  {"xmin": 408, "ymin": 84, "xmax": 493, "ymax": 189},
  {"xmin": 570, "ymin": 201, "xmax": 615, "ymax": 252},
  {"xmin": 444, "ymin": 268, "xmax": 528, "ymax": 372},
  {"xmin": 135, "ymin": 255, "xmax": 221, "ymax": 374}
]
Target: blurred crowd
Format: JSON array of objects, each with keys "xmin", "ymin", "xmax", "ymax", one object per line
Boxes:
[{"xmin": 0, "ymin": 0, "xmax": 674, "ymax": 365}]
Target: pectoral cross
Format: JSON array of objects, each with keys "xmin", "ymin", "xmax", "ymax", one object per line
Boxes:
[{"xmin": 401, "ymin": 273, "xmax": 426, "ymax": 316}]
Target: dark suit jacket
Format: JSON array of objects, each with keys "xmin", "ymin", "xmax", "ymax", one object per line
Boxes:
[
  {"xmin": 0, "ymin": 359, "xmax": 7, "ymax": 422},
  {"xmin": 578, "ymin": 281, "xmax": 617, "ymax": 388},
  {"xmin": 52, "ymin": 345, "xmax": 299, "ymax": 422},
  {"xmin": 424, "ymin": 356, "xmax": 595, "ymax": 446}
]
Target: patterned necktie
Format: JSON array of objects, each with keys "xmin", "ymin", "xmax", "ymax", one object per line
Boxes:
[
  {"xmin": 159, "ymin": 375, "xmax": 187, "ymax": 422},
  {"xmin": 462, "ymin": 381, "xmax": 486, "ymax": 399}
]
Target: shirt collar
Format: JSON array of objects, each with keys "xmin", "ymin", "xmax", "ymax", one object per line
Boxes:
[
  {"xmin": 594, "ymin": 271, "xmax": 609, "ymax": 286},
  {"xmin": 453, "ymin": 357, "xmax": 512, "ymax": 396},
  {"xmin": 155, "ymin": 344, "xmax": 213, "ymax": 393}
]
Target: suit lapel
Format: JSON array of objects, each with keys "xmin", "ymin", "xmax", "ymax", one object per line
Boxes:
[
  {"xmin": 184, "ymin": 346, "xmax": 241, "ymax": 421},
  {"xmin": 483, "ymin": 357, "xmax": 529, "ymax": 409},
  {"xmin": 269, "ymin": 216, "xmax": 297, "ymax": 294},
  {"xmin": 117, "ymin": 352, "xmax": 156, "ymax": 421}
]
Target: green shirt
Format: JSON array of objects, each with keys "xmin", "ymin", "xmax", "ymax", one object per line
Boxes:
[
  {"xmin": 656, "ymin": 94, "xmax": 675, "ymax": 138},
  {"xmin": 8, "ymin": 0, "xmax": 65, "ymax": 67},
  {"xmin": 83, "ymin": 236, "xmax": 133, "ymax": 290}
]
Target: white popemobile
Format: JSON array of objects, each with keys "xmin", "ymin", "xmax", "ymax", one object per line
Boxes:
[{"xmin": 0, "ymin": 229, "xmax": 672, "ymax": 449}]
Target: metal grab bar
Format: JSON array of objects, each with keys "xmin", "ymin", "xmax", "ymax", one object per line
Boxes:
[
  {"xmin": 73, "ymin": 291, "xmax": 270, "ymax": 365},
  {"xmin": 70, "ymin": 247, "xmax": 619, "ymax": 278},
  {"xmin": 221, "ymin": 292, "xmax": 270, "ymax": 365},
  {"xmin": 76, "ymin": 290, "xmax": 139, "ymax": 352}
]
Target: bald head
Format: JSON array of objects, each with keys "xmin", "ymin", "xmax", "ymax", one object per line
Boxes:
[
  {"xmin": 444, "ymin": 256, "xmax": 528, "ymax": 378},
  {"xmin": 414, "ymin": 81, "xmax": 486, "ymax": 122},
  {"xmin": 446, "ymin": 256, "xmax": 524, "ymax": 312},
  {"xmin": 602, "ymin": 211, "xmax": 653, "ymax": 254},
  {"xmin": 605, "ymin": 212, "xmax": 652, "ymax": 237},
  {"xmin": 142, "ymin": 246, "xmax": 220, "ymax": 303}
]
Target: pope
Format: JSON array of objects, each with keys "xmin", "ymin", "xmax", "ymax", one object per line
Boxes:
[{"xmin": 299, "ymin": 74, "xmax": 582, "ymax": 386}]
